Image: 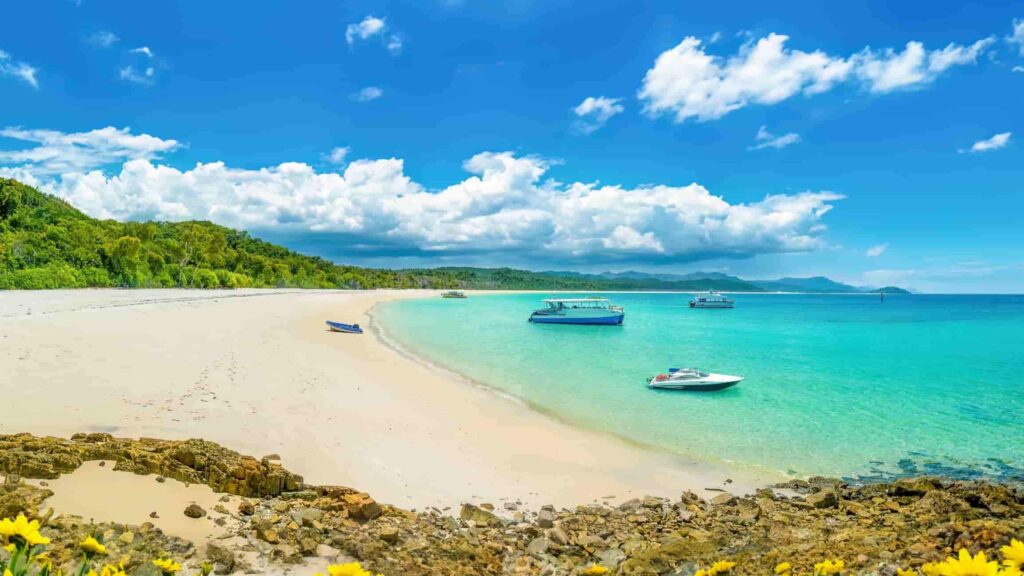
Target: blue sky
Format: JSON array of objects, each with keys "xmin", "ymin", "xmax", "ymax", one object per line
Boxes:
[{"xmin": 1, "ymin": 1, "xmax": 1022, "ymax": 292}]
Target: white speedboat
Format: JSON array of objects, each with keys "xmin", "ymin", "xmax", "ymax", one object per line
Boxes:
[
  {"xmin": 689, "ymin": 291, "xmax": 734, "ymax": 308},
  {"xmin": 647, "ymin": 368, "xmax": 743, "ymax": 391}
]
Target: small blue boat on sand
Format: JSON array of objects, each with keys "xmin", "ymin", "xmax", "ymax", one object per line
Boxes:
[
  {"xmin": 528, "ymin": 297, "xmax": 624, "ymax": 325},
  {"xmin": 326, "ymin": 320, "xmax": 363, "ymax": 334}
]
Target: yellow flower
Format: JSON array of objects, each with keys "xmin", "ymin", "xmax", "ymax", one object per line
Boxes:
[
  {"xmin": 1002, "ymin": 566, "xmax": 1022, "ymax": 576},
  {"xmin": 938, "ymin": 549, "xmax": 1000, "ymax": 576},
  {"xmin": 100, "ymin": 564, "xmax": 128, "ymax": 576},
  {"xmin": 710, "ymin": 561, "xmax": 737, "ymax": 575},
  {"xmin": 775, "ymin": 562, "xmax": 793, "ymax": 575},
  {"xmin": 922, "ymin": 562, "xmax": 949, "ymax": 576},
  {"xmin": 814, "ymin": 559, "xmax": 845, "ymax": 576},
  {"xmin": 582, "ymin": 565, "xmax": 610, "ymax": 575},
  {"xmin": 1004, "ymin": 540, "xmax": 1024, "ymax": 568},
  {"xmin": 153, "ymin": 558, "xmax": 182, "ymax": 574},
  {"xmin": 36, "ymin": 552, "xmax": 53, "ymax": 569},
  {"xmin": 696, "ymin": 570, "xmax": 708, "ymax": 576},
  {"xmin": 3, "ymin": 543, "xmax": 14, "ymax": 554},
  {"xmin": 0, "ymin": 513, "xmax": 50, "ymax": 548},
  {"xmin": 81, "ymin": 536, "xmax": 108, "ymax": 555},
  {"xmin": 327, "ymin": 563, "xmax": 372, "ymax": 576},
  {"xmin": 898, "ymin": 569, "xmax": 918, "ymax": 576}
]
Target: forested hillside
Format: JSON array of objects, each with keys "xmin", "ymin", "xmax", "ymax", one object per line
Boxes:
[{"xmin": 0, "ymin": 179, "xmax": 463, "ymax": 289}]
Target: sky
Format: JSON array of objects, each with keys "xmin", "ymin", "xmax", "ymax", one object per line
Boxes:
[{"xmin": 1, "ymin": 1, "xmax": 1022, "ymax": 293}]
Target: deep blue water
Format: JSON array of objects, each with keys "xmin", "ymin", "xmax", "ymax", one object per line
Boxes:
[{"xmin": 375, "ymin": 293, "xmax": 1024, "ymax": 480}]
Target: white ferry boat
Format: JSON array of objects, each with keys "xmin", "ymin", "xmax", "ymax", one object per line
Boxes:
[
  {"xmin": 528, "ymin": 297, "xmax": 624, "ymax": 325},
  {"xmin": 689, "ymin": 291, "xmax": 734, "ymax": 308},
  {"xmin": 441, "ymin": 290, "xmax": 467, "ymax": 299}
]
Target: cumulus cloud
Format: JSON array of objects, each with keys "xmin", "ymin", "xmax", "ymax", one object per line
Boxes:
[
  {"xmin": 119, "ymin": 65, "xmax": 155, "ymax": 85},
  {"xmin": 865, "ymin": 243, "xmax": 888, "ymax": 257},
  {"xmin": 749, "ymin": 126, "xmax": 801, "ymax": 150},
  {"xmin": 1009, "ymin": 19, "xmax": 1024, "ymax": 55},
  {"xmin": 1014, "ymin": 65, "xmax": 1024, "ymax": 73},
  {"xmin": 130, "ymin": 46, "xmax": 154, "ymax": 58},
  {"xmin": 572, "ymin": 96, "xmax": 624, "ymax": 134},
  {"xmin": 87, "ymin": 31, "xmax": 119, "ymax": 48},
  {"xmin": 326, "ymin": 146, "xmax": 350, "ymax": 165},
  {"xmin": 0, "ymin": 49, "xmax": 39, "ymax": 88},
  {"xmin": 351, "ymin": 86, "xmax": 383, "ymax": 102},
  {"xmin": 0, "ymin": 126, "xmax": 181, "ymax": 175},
  {"xmin": 966, "ymin": 132, "xmax": 1011, "ymax": 153},
  {"xmin": 639, "ymin": 33, "xmax": 994, "ymax": 123},
  {"xmin": 0, "ymin": 127, "xmax": 845, "ymax": 263}
]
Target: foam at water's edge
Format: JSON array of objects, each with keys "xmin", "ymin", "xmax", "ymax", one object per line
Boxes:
[{"xmin": 367, "ymin": 296, "xmax": 794, "ymax": 486}]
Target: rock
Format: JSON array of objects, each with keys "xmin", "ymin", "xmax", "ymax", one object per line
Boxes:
[
  {"xmin": 378, "ymin": 526, "xmax": 400, "ymax": 544},
  {"xmin": 238, "ymin": 500, "xmax": 255, "ymax": 516},
  {"xmin": 206, "ymin": 541, "xmax": 236, "ymax": 573},
  {"xmin": 548, "ymin": 526, "xmax": 569, "ymax": 545},
  {"xmin": 642, "ymin": 496, "xmax": 664, "ymax": 508},
  {"xmin": 149, "ymin": 511, "xmax": 159, "ymax": 519},
  {"xmin": 156, "ymin": 476, "xmax": 166, "ymax": 483},
  {"xmin": 711, "ymin": 492, "xmax": 737, "ymax": 506},
  {"xmin": 272, "ymin": 500, "xmax": 290, "ymax": 513},
  {"xmin": 343, "ymin": 493, "xmax": 382, "ymax": 522},
  {"xmin": 184, "ymin": 504, "xmax": 207, "ymax": 518},
  {"xmin": 316, "ymin": 544, "xmax": 340, "ymax": 558},
  {"xmin": 258, "ymin": 527, "xmax": 280, "ymax": 544},
  {"xmin": 537, "ymin": 508, "xmax": 556, "ymax": 528},
  {"xmin": 805, "ymin": 490, "xmax": 838, "ymax": 509},
  {"xmin": 118, "ymin": 531, "xmax": 135, "ymax": 545},
  {"xmin": 597, "ymin": 547, "xmax": 627, "ymax": 568},
  {"xmin": 213, "ymin": 504, "xmax": 229, "ymax": 515},
  {"xmin": 219, "ymin": 494, "xmax": 231, "ymax": 502},
  {"xmin": 460, "ymin": 503, "xmax": 502, "ymax": 527},
  {"xmin": 527, "ymin": 536, "xmax": 550, "ymax": 555}
]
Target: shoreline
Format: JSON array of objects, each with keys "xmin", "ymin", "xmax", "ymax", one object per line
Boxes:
[
  {"xmin": 2, "ymin": 288, "xmax": 778, "ymax": 512},
  {"xmin": 366, "ymin": 293, "xmax": 789, "ymax": 484}
]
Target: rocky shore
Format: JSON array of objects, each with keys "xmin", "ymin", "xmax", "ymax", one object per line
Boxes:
[{"xmin": 2, "ymin": 433, "xmax": 1022, "ymax": 575}]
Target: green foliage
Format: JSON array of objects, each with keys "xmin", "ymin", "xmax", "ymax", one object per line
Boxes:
[
  {"xmin": 0, "ymin": 179, "xmax": 470, "ymax": 290},
  {"xmin": 0, "ymin": 178, "xmax": 773, "ymax": 292}
]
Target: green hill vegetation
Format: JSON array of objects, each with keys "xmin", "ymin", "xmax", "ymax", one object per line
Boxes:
[
  {"xmin": 0, "ymin": 178, "xmax": 912, "ymax": 293},
  {"xmin": 0, "ymin": 179, "xmax": 462, "ymax": 290}
]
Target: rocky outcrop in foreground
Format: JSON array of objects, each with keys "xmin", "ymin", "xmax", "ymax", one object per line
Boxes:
[
  {"xmin": 0, "ymin": 433, "xmax": 302, "ymax": 497},
  {"xmin": 2, "ymin": 433, "xmax": 1023, "ymax": 575}
]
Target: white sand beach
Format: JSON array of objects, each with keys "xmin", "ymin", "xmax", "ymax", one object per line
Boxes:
[{"xmin": 2, "ymin": 289, "xmax": 774, "ymax": 512}]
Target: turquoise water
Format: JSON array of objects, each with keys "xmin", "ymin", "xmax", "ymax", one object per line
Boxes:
[{"xmin": 375, "ymin": 293, "xmax": 1024, "ymax": 480}]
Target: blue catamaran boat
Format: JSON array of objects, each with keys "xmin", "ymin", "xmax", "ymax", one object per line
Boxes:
[
  {"xmin": 528, "ymin": 298, "xmax": 624, "ymax": 325},
  {"xmin": 326, "ymin": 320, "xmax": 363, "ymax": 334}
]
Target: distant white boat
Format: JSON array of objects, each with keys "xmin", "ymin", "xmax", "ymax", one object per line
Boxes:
[
  {"xmin": 528, "ymin": 297, "xmax": 624, "ymax": 325},
  {"xmin": 647, "ymin": 368, "xmax": 743, "ymax": 391},
  {"xmin": 442, "ymin": 290, "xmax": 467, "ymax": 299},
  {"xmin": 689, "ymin": 291, "xmax": 734, "ymax": 308}
]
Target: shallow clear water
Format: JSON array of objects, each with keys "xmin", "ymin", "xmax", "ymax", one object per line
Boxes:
[{"xmin": 375, "ymin": 293, "xmax": 1024, "ymax": 480}]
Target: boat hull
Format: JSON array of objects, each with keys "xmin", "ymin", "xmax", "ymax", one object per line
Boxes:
[
  {"xmin": 689, "ymin": 302, "xmax": 734, "ymax": 308},
  {"xmin": 648, "ymin": 379, "xmax": 741, "ymax": 391},
  {"xmin": 529, "ymin": 312, "xmax": 624, "ymax": 325},
  {"xmin": 326, "ymin": 321, "xmax": 363, "ymax": 334}
]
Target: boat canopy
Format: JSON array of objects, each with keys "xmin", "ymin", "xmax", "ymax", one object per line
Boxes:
[{"xmin": 541, "ymin": 298, "xmax": 613, "ymax": 309}]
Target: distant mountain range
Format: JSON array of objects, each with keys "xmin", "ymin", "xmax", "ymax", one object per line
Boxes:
[
  {"xmin": 546, "ymin": 270, "xmax": 912, "ymax": 294},
  {"xmin": 1, "ymin": 178, "xmax": 912, "ymax": 293}
]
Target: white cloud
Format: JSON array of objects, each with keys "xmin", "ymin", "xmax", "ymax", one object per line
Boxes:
[
  {"xmin": 0, "ymin": 126, "xmax": 181, "ymax": 174},
  {"xmin": 749, "ymin": 126, "xmax": 801, "ymax": 150},
  {"xmin": 572, "ymin": 96, "xmax": 624, "ymax": 134},
  {"xmin": 1009, "ymin": 19, "xmax": 1024, "ymax": 55},
  {"xmin": 326, "ymin": 146, "xmax": 350, "ymax": 165},
  {"xmin": 967, "ymin": 132, "xmax": 1011, "ymax": 153},
  {"xmin": 387, "ymin": 35, "xmax": 403, "ymax": 55},
  {"xmin": 1014, "ymin": 65, "xmax": 1024, "ymax": 73},
  {"xmin": 639, "ymin": 33, "xmax": 994, "ymax": 123},
  {"xmin": 855, "ymin": 38, "xmax": 993, "ymax": 93},
  {"xmin": 1, "ymin": 127, "xmax": 846, "ymax": 262},
  {"xmin": 351, "ymin": 86, "xmax": 383, "ymax": 102},
  {"xmin": 87, "ymin": 31, "xmax": 119, "ymax": 48},
  {"xmin": 865, "ymin": 243, "xmax": 888, "ymax": 257},
  {"xmin": 346, "ymin": 15, "xmax": 386, "ymax": 45},
  {"xmin": 0, "ymin": 49, "xmax": 39, "ymax": 88},
  {"xmin": 119, "ymin": 65, "xmax": 155, "ymax": 85},
  {"xmin": 130, "ymin": 46, "xmax": 154, "ymax": 58}
]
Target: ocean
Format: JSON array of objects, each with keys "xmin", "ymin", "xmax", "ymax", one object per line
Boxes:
[{"xmin": 374, "ymin": 292, "xmax": 1024, "ymax": 481}]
